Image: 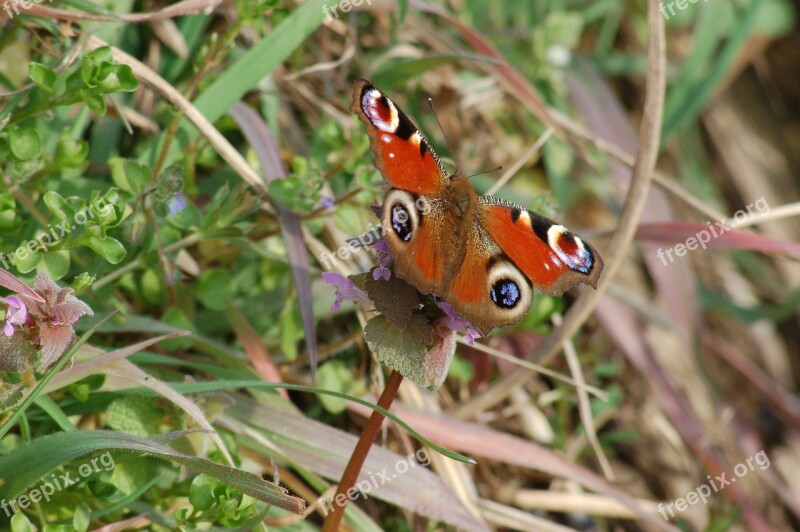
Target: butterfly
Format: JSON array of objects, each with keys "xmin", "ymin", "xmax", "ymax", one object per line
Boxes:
[{"xmin": 350, "ymin": 79, "xmax": 603, "ymax": 335}]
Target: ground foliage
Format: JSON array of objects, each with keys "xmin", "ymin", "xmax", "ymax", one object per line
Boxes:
[{"xmin": 0, "ymin": 0, "xmax": 799, "ymax": 530}]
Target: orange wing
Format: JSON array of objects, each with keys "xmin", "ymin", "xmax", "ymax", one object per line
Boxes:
[
  {"xmin": 351, "ymin": 79, "xmax": 448, "ymax": 195},
  {"xmin": 478, "ymin": 197, "xmax": 603, "ymax": 296}
]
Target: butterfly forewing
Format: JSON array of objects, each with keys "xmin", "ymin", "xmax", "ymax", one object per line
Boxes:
[
  {"xmin": 478, "ymin": 197, "xmax": 603, "ymax": 296},
  {"xmin": 351, "ymin": 79, "xmax": 448, "ymax": 195}
]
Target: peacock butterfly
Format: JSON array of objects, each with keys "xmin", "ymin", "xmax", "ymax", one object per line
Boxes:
[{"xmin": 351, "ymin": 79, "xmax": 603, "ymax": 335}]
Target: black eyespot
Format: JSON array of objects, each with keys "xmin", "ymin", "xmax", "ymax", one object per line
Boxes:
[
  {"xmin": 490, "ymin": 280, "xmax": 521, "ymax": 309},
  {"xmin": 391, "ymin": 204, "xmax": 413, "ymax": 241}
]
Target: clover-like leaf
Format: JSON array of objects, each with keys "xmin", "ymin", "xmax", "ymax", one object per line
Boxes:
[
  {"xmin": 9, "ymin": 127, "xmax": 42, "ymax": 161},
  {"xmin": 29, "ymin": 62, "xmax": 56, "ymax": 93}
]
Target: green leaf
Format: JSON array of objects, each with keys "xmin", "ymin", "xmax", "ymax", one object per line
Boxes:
[
  {"xmin": 29, "ymin": 62, "xmax": 56, "ymax": 93},
  {"xmin": 268, "ymin": 178, "xmax": 302, "ymax": 208},
  {"xmin": 279, "ymin": 297, "xmax": 302, "ymax": 361},
  {"xmin": 140, "ymin": 268, "xmax": 165, "ymax": 306},
  {"xmin": 160, "ymin": 308, "xmax": 196, "ymax": 351},
  {"xmin": 316, "ymin": 360, "xmax": 353, "ymax": 414},
  {"xmin": 42, "ymin": 190, "xmax": 72, "ymax": 222},
  {"xmin": 9, "ymin": 128, "xmax": 42, "ymax": 161},
  {"xmin": 73, "ymin": 503, "xmax": 91, "ymax": 532},
  {"xmin": 661, "ymin": 0, "xmax": 760, "ymax": 138},
  {"xmin": 10, "ymin": 513, "xmax": 34, "ymax": 532},
  {"xmin": 34, "ymin": 395, "xmax": 76, "ymax": 431},
  {"xmin": 364, "ymin": 273, "xmax": 420, "ymax": 330},
  {"xmin": 80, "ymin": 89, "xmax": 106, "ymax": 115},
  {"xmin": 115, "ymin": 64, "xmax": 139, "ymax": 91},
  {"xmin": 371, "ymin": 55, "xmax": 475, "ymax": 88},
  {"xmin": 81, "ymin": 46, "xmax": 113, "ymax": 85},
  {"xmin": 190, "ymin": 474, "xmax": 218, "ymax": 511},
  {"xmin": 0, "ymin": 430, "xmax": 306, "ymax": 514},
  {"xmin": 39, "ymin": 250, "xmax": 71, "ymax": 280},
  {"xmin": 96, "ymin": 64, "xmax": 138, "ymax": 93},
  {"xmin": 106, "ymin": 396, "xmax": 165, "ymax": 437},
  {"xmin": 10, "ymin": 243, "xmax": 43, "ymax": 274},
  {"xmin": 83, "ymin": 232, "xmax": 127, "ymax": 264},
  {"xmin": 55, "ymin": 136, "xmax": 90, "ymax": 176},
  {"xmin": 0, "ymin": 193, "xmax": 21, "ymax": 232},
  {"xmin": 397, "ymin": 0, "xmax": 408, "ymax": 21},
  {"xmin": 364, "ymin": 314, "xmax": 436, "ymax": 387},
  {"xmin": 753, "ymin": 0, "xmax": 796, "ymax": 36},
  {"xmin": 197, "ymin": 269, "xmax": 235, "ymax": 310},
  {"xmin": 109, "ymin": 157, "xmax": 151, "ymax": 194},
  {"xmin": 90, "ymin": 188, "xmax": 126, "ymax": 228}
]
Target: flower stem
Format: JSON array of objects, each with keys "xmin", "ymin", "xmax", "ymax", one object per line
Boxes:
[{"xmin": 321, "ymin": 369, "xmax": 404, "ymax": 531}]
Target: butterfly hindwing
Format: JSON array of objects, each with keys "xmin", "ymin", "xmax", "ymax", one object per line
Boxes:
[
  {"xmin": 380, "ymin": 189, "xmax": 447, "ymax": 295},
  {"xmin": 444, "ymin": 225, "xmax": 534, "ymax": 335},
  {"xmin": 351, "ymin": 79, "xmax": 448, "ymax": 195},
  {"xmin": 477, "ymin": 197, "xmax": 603, "ymax": 296}
]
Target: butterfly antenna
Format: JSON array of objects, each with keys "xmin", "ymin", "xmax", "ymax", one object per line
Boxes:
[
  {"xmin": 466, "ymin": 166, "xmax": 504, "ymax": 180},
  {"xmin": 428, "ymin": 97, "xmax": 462, "ymax": 177}
]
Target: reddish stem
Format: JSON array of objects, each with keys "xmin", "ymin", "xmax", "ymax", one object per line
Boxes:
[{"xmin": 321, "ymin": 369, "xmax": 404, "ymax": 531}]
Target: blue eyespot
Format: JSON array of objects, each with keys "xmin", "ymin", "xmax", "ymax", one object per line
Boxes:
[
  {"xmin": 391, "ymin": 204, "xmax": 413, "ymax": 241},
  {"xmin": 490, "ymin": 280, "xmax": 520, "ymax": 309}
]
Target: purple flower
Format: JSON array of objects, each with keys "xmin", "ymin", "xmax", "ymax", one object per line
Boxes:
[
  {"xmin": 373, "ymin": 240, "xmax": 393, "ymax": 265},
  {"xmin": 372, "ymin": 266, "xmax": 391, "ymax": 281},
  {"xmin": 322, "ymin": 272, "xmax": 370, "ymax": 311},
  {"xmin": 434, "ymin": 300, "xmax": 481, "ymax": 345},
  {"xmin": 3, "ymin": 296, "xmax": 27, "ymax": 337},
  {"xmin": 463, "ymin": 328, "xmax": 481, "ymax": 345},
  {"xmin": 320, "ymin": 196, "xmax": 335, "ymax": 209},
  {"xmin": 168, "ymin": 193, "xmax": 187, "ymax": 215},
  {"xmin": 371, "ymin": 240, "xmax": 393, "ymax": 281}
]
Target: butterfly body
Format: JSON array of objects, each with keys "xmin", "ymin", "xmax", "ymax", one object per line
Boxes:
[{"xmin": 351, "ymin": 79, "xmax": 603, "ymax": 335}]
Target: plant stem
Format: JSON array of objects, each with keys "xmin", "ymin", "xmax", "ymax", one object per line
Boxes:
[{"xmin": 321, "ymin": 369, "xmax": 404, "ymax": 531}]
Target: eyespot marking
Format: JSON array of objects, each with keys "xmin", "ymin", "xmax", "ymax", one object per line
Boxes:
[
  {"xmin": 547, "ymin": 225, "xmax": 593, "ymax": 274},
  {"xmin": 490, "ymin": 280, "xmax": 521, "ymax": 309},
  {"xmin": 362, "ymin": 89, "xmax": 399, "ymax": 133},
  {"xmin": 391, "ymin": 204, "xmax": 413, "ymax": 241}
]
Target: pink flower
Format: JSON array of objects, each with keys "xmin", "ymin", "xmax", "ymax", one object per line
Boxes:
[
  {"xmin": 17, "ymin": 271, "xmax": 94, "ymax": 370},
  {"xmin": 3, "ymin": 296, "xmax": 27, "ymax": 337},
  {"xmin": 322, "ymin": 272, "xmax": 370, "ymax": 311},
  {"xmin": 434, "ymin": 300, "xmax": 481, "ymax": 345}
]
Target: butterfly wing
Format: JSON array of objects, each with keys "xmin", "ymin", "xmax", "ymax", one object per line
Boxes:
[
  {"xmin": 441, "ymin": 196, "xmax": 603, "ymax": 334},
  {"xmin": 477, "ymin": 197, "xmax": 603, "ymax": 296},
  {"xmin": 353, "ymin": 80, "xmax": 452, "ymax": 294},
  {"xmin": 443, "ymin": 220, "xmax": 536, "ymax": 335},
  {"xmin": 351, "ymin": 79, "xmax": 448, "ymax": 195}
]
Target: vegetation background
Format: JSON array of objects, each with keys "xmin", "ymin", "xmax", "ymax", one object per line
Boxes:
[{"xmin": 0, "ymin": 0, "xmax": 799, "ymax": 530}]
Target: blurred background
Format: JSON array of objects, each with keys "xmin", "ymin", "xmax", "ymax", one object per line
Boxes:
[{"xmin": 0, "ymin": 0, "xmax": 799, "ymax": 530}]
